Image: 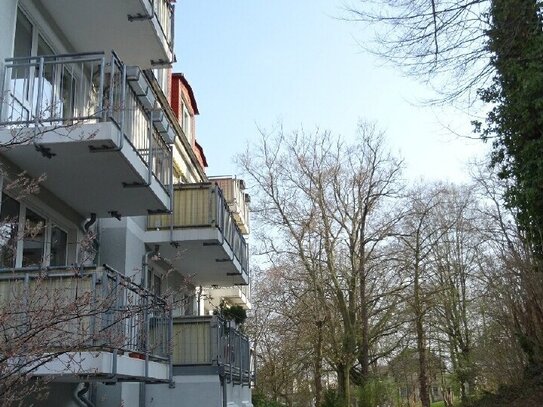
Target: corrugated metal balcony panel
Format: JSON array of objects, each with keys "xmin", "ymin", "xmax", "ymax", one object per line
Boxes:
[
  {"xmin": 39, "ymin": 0, "xmax": 174, "ymax": 69},
  {"xmin": 173, "ymin": 319, "xmax": 212, "ymax": 365},
  {"xmin": 172, "ymin": 316, "xmax": 252, "ymax": 384}
]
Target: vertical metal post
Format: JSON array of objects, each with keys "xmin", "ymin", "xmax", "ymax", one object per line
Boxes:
[
  {"xmin": 98, "ymin": 56, "xmax": 106, "ymax": 120},
  {"xmin": 35, "ymin": 57, "xmax": 45, "ymax": 126},
  {"xmin": 90, "ymin": 272, "xmax": 97, "ymax": 347},
  {"xmin": 240, "ymin": 333, "xmax": 243, "ymax": 384},
  {"xmin": 120, "ymin": 63, "xmax": 127, "ymax": 147},
  {"xmin": 108, "ymin": 55, "xmax": 115, "ymax": 120},
  {"xmin": 147, "ymin": 122, "xmax": 153, "ymax": 185},
  {"xmin": 168, "ymin": 307, "xmax": 175, "ymax": 388},
  {"xmin": 170, "ymin": 3, "xmax": 175, "ymax": 52},
  {"xmin": 0, "ymin": 62, "xmax": 7, "ymax": 122},
  {"xmin": 23, "ymin": 273, "xmax": 30, "ymax": 330}
]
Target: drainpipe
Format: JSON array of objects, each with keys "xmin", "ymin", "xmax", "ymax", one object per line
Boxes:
[
  {"xmin": 73, "ymin": 383, "xmax": 95, "ymax": 407},
  {"xmin": 140, "ymin": 245, "xmax": 159, "ymax": 407},
  {"xmin": 220, "ymin": 375, "xmax": 228, "ymax": 407}
]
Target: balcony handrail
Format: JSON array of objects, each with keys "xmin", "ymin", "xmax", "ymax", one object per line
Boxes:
[
  {"xmin": 4, "ymin": 51, "xmax": 107, "ymax": 64},
  {"xmin": 0, "ymin": 264, "xmax": 171, "ymax": 363},
  {"xmin": 0, "ymin": 51, "xmax": 173, "ymax": 194}
]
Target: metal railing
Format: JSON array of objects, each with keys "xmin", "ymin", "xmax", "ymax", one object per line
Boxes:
[
  {"xmin": 172, "ymin": 316, "xmax": 251, "ymax": 384},
  {"xmin": 152, "ymin": 0, "xmax": 175, "ymax": 53},
  {"xmin": 0, "ymin": 265, "xmax": 171, "ymax": 368},
  {"xmin": 148, "ymin": 183, "xmax": 249, "ymax": 274},
  {"xmin": 0, "ymin": 52, "xmax": 173, "ymax": 192}
]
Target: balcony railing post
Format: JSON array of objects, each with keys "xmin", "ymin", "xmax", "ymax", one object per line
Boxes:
[
  {"xmin": 120, "ymin": 63, "xmax": 127, "ymax": 146},
  {"xmin": 168, "ymin": 307, "xmax": 175, "ymax": 388},
  {"xmin": 98, "ymin": 56, "xmax": 106, "ymax": 120},
  {"xmin": 170, "ymin": 3, "xmax": 175, "ymax": 51},
  {"xmin": 147, "ymin": 123, "xmax": 153, "ymax": 185},
  {"xmin": 35, "ymin": 56, "xmax": 45, "ymax": 127},
  {"xmin": 108, "ymin": 55, "xmax": 116, "ymax": 120},
  {"xmin": 90, "ymin": 271, "xmax": 98, "ymax": 347},
  {"xmin": 0, "ymin": 63, "xmax": 7, "ymax": 122},
  {"xmin": 210, "ymin": 317, "xmax": 216, "ymax": 365}
]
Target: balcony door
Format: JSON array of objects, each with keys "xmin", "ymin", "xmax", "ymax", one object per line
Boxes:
[{"xmin": 8, "ymin": 9, "xmax": 75, "ymax": 125}]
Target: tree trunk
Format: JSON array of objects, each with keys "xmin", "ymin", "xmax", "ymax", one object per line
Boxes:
[
  {"xmin": 414, "ymin": 260, "xmax": 431, "ymax": 407},
  {"xmin": 314, "ymin": 320, "xmax": 324, "ymax": 407},
  {"xmin": 337, "ymin": 363, "xmax": 351, "ymax": 406}
]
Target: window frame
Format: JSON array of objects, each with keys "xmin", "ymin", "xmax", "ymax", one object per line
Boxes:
[{"xmin": 0, "ymin": 192, "xmax": 70, "ymax": 268}]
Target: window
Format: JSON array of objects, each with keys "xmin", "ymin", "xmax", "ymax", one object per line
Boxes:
[
  {"xmin": 9, "ymin": 9, "xmax": 77, "ymax": 124},
  {"xmin": 22, "ymin": 208, "xmax": 45, "ymax": 267},
  {"xmin": 0, "ymin": 195, "xmax": 20, "ymax": 268},
  {"xmin": 50, "ymin": 226, "xmax": 68, "ymax": 267},
  {"xmin": 182, "ymin": 105, "xmax": 191, "ymax": 139},
  {"xmin": 0, "ymin": 193, "xmax": 69, "ymax": 268}
]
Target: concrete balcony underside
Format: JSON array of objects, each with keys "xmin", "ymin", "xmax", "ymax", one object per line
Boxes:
[
  {"xmin": 145, "ymin": 227, "xmax": 249, "ymax": 286},
  {"xmin": 38, "ymin": 0, "xmax": 173, "ymax": 68},
  {"xmin": 32, "ymin": 351, "xmax": 169, "ymax": 383},
  {"xmin": 0, "ymin": 122, "xmax": 169, "ymax": 218}
]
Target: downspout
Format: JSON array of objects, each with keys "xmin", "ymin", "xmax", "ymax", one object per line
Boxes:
[
  {"xmin": 140, "ymin": 245, "xmax": 159, "ymax": 407},
  {"xmin": 73, "ymin": 383, "xmax": 95, "ymax": 407},
  {"xmin": 220, "ymin": 375, "xmax": 228, "ymax": 407}
]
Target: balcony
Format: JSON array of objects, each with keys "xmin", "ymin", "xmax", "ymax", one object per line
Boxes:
[
  {"xmin": 39, "ymin": 0, "xmax": 174, "ymax": 68},
  {"xmin": 0, "ymin": 52, "xmax": 174, "ymax": 218},
  {"xmin": 208, "ymin": 285, "xmax": 252, "ymax": 310},
  {"xmin": 146, "ymin": 183, "xmax": 249, "ymax": 286},
  {"xmin": 0, "ymin": 265, "xmax": 172, "ymax": 383},
  {"xmin": 172, "ymin": 316, "xmax": 252, "ymax": 385}
]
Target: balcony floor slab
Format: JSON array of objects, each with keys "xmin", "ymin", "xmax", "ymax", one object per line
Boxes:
[
  {"xmin": 39, "ymin": 0, "xmax": 172, "ymax": 68},
  {"xmin": 31, "ymin": 351, "xmax": 169, "ymax": 383},
  {"xmin": 145, "ymin": 228, "xmax": 249, "ymax": 286},
  {"xmin": 0, "ymin": 122, "xmax": 169, "ymax": 218}
]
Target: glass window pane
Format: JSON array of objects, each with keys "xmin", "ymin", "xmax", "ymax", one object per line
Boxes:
[
  {"xmin": 22, "ymin": 209, "xmax": 45, "ymax": 267},
  {"xmin": 0, "ymin": 195, "xmax": 20, "ymax": 268},
  {"xmin": 13, "ymin": 10, "xmax": 32, "ymax": 59},
  {"xmin": 50, "ymin": 226, "xmax": 67, "ymax": 266},
  {"xmin": 12, "ymin": 10, "xmax": 33, "ymax": 110}
]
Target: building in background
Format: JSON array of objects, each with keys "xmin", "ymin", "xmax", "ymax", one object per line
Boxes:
[{"xmin": 0, "ymin": 1, "xmax": 252, "ymax": 405}]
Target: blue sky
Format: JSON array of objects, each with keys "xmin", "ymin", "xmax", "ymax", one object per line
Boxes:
[{"xmin": 173, "ymin": 0, "xmax": 488, "ymax": 182}]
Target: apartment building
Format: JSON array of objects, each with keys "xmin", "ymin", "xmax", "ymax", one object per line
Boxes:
[{"xmin": 0, "ymin": 1, "xmax": 252, "ymax": 406}]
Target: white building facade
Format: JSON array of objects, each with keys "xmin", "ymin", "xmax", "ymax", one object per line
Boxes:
[{"xmin": 0, "ymin": 1, "xmax": 252, "ymax": 406}]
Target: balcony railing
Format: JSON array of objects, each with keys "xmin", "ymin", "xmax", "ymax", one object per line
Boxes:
[
  {"xmin": 173, "ymin": 316, "xmax": 251, "ymax": 384},
  {"xmin": 0, "ymin": 265, "xmax": 172, "ymax": 376},
  {"xmin": 152, "ymin": 0, "xmax": 175, "ymax": 54},
  {"xmin": 148, "ymin": 183, "xmax": 249, "ymax": 274},
  {"xmin": 0, "ymin": 52, "xmax": 173, "ymax": 190}
]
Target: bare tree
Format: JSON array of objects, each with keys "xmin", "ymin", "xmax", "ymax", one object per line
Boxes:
[
  {"xmin": 239, "ymin": 123, "xmax": 403, "ymax": 405},
  {"xmin": 344, "ymin": 0, "xmax": 492, "ymax": 104}
]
